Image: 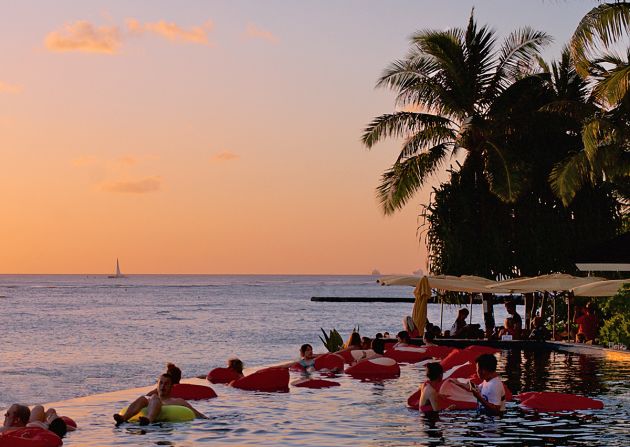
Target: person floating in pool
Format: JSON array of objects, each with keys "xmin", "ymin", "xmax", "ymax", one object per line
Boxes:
[
  {"xmin": 1, "ymin": 404, "xmax": 30, "ymax": 433},
  {"xmin": 419, "ymin": 362, "xmax": 451, "ymax": 417},
  {"xmin": 297, "ymin": 343, "xmax": 316, "ymax": 370},
  {"xmin": 2, "ymin": 404, "xmax": 69, "ymax": 438},
  {"xmin": 394, "ymin": 330, "xmax": 411, "ymax": 347},
  {"xmin": 113, "ymin": 373, "xmax": 207, "ymax": 426},
  {"xmin": 454, "ymin": 354, "xmax": 505, "ymax": 416}
]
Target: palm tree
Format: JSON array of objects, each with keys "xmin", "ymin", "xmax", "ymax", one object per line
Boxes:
[
  {"xmin": 571, "ymin": 1, "xmax": 630, "ymax": 104},
  {"xmin": 363, "ymin": 11, "xmax": 551, "ymax": 215},
  {"xmin": 548, "ymin": 2, "xmax": 630, "ymax": 205}
]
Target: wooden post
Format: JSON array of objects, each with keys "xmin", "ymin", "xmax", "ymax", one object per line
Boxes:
[
  {"xmin": 482, "ymin": 293, "xmax": 495, "ymax": 339},
  {"xmin": 440, "ymin": 298, "xmax": 444, "ymax": 332},
  {"xmin": 524, "ymin": 292, "xmax": 534, "ymax": 330},
  {"xmin": 552, "ymin": 295, "xmax": 556, "ymax": 340},
  {"xmin": 469, "ymin": 293, "xmax": 473, "ymax": 324}
]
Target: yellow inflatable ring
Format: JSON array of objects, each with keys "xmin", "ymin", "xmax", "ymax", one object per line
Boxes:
[{"xmin": 119, "ymin": 405, "xmax": 195, "ymax": 423}]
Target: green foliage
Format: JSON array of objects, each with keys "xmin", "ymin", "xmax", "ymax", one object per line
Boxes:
[
  {"xmin": 597, "ymin": 285, "xmax": 630, "ymax": 346},
  {"xmin": 319, "ymin": 328, "xmax": 343, "ymax": 353}
]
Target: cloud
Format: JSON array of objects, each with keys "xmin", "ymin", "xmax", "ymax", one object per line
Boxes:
[
  {"xmin": 102, "ymin": 176, "xmax": 162, "ymax": 194},
  {"xmin": 72, "ymin": 155, "xmax": 99, "ymax": 167},
  {"xmin": 126, "ymin": 18, "xmax": 214, "ymax": 46},
  {"xmin": 45, "ymin": 21, "xmax": 121, "ymax": 54},
  {"xmin": 244, "ymin": 23, "xmax": 279, "ymax": 44},
  {"xmin": 116, "ymin": 155, "xmax": 137, "ymax": 166},
  {"xmin": 211, "ymin": 151, "xmax": 240, "ymax": 162},
  {"xmin": 0, "ymin": 81, "xmax": 23, "ymax": 94}
]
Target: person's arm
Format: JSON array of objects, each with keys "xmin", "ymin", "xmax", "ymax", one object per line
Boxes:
[
  {"xmin": 180, "ymin": 400, "xmax": 208, "ymax": 419},
  {"xmin": 470, "ymin": 383, "xmax": 503, "ymax": 415}
]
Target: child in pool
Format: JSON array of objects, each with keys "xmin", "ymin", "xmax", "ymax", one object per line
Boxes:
[{"xmin": 297, "ymin": 344, "xmax": 316, "ymax": 370}]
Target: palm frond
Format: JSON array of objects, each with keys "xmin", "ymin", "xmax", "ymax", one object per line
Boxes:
[
  {"xmin": 377, "ymin": 144, "xmax": 450, "ymax": 215},
  {"xmin": 549, "ymin": 151, "xmax": 591, "ymax": 206},
  {"xmin": 593, "ymin": 60, "xmax": 630, "ymax": 105},
  {"xmin": 488, "ymin": 27, "xmax": 552, "ymax": 98},
  {"xmin": 571, "ymin": 2, "xmax": 630, "ymax": 77},
  {"xmin": 362, "ymin": 112, "xmax": 452, "ymax": 148},
  {"xmin": 397, "ymin": 128, "xmax": 456, "ymax": 160}
]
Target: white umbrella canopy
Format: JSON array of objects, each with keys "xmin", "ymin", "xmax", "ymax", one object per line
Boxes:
[
  {"xmin": 378, "ymin": 275, "xmax": 514, "ymax": 293},
  {"xmin": 572, "ymin": 279, "xmax": 629, "ymax": 297},
  {"xmin": 488, "ymin": 273, "xmax": 606, "ymax": 293}
]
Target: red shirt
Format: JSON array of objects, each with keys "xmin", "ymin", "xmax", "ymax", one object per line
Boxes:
[{"xmin": 575, "ymin": 313, "xmax": 598, "ymax": 340}]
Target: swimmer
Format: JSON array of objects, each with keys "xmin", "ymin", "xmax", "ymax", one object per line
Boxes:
[
  {"xmin": 454, "ymin": 354, "xmax": 505, "ymax": 415},
  {"xmin": 395, "ymin": 330, "xmax": 411, "ymax": 347},
  {"xmin": 419, "ymin": 363, "xmax": 444, "ymax": 415},
  {"xmin": 297, "ymin": 344, "xmax": 316, "ymax": 370},
  {"xmin": 113, "ymin": 373, "xmax": 207, "ymax": 425}
]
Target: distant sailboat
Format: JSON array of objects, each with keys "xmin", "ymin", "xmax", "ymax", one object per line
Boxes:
[{"xmin": 108, "ymin": 258, "xmax": 127, "ymax": 278}]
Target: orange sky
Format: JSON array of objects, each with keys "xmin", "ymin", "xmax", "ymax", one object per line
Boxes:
[{"xmin": 0, "ymin": 1, "xmax": 597, "ymax": 274}]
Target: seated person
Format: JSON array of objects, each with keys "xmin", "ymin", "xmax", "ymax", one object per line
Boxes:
[
  {"xmin": 114, "ymin": 373, "xmax": 207, "ymax": 425},
  {"xmin": 529, "ymin": 316, "xmax": 550, "ymax": 341},
  {"xmin": 395, "ymin": 330, "xmax": 411, "ymax": 347},
  {"xmin": 504, "ymin": 301, "xmax": 522, "ymax": 339},
  {"xmin": 383, "ymin": 332, "xmax": 390, "ymax": 338},
  {"xmin": 361, "ymin": 337, "xmax": 372, "ymax": 350},
  {"xmin": 499, "ymin": 317, "xmax": 516, "ymax": 338},
  {"xmin": 1, "ymin": 404, "xmax": 30, "ymax": 433},
  {"xmin": 419, "ymin": 362, "xmax": 446, "ymax": 415},
  {"xmin": 450, "ymin": 308, "xmax": 470, "ymax": 338},
  {"xmin": 574, "ymin": 302, "xmax": 598, "ymax": 343},
  {"xmin": 431, "ymin": 325, "xmax": 442, "ymax": 338},
  {"xmin": 375, "ymin": 333, "xmax": 383, "ymax": 339},
  {"xmin": 454, "ymin": 354, "xmax": 506, "ymax": 416}
]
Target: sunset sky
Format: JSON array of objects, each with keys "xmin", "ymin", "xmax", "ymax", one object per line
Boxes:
[{"xmin": 0, "ymin": 0, "xmax": 598, "ymax": 274}]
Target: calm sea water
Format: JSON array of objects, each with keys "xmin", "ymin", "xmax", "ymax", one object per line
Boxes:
[{"xmin": 1, "ymin": 275, "xmax": 629, "ymax": 446}]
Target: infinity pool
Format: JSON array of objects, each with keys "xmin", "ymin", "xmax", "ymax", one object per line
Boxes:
[{"xmin": 49, "ymin": 349, "xmax": 630, "ymax": 447}]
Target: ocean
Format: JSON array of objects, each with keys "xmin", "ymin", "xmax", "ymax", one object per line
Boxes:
[{"xmin": 1, "ymin": 275, "xmax": 628, "ymax": 446}]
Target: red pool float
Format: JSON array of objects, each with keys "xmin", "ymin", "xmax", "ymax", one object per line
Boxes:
[
  {"xmin": 463, "ymin": 345, "xmax": 501, "ymax": 355},
  {"xmin": 207, "ymin": 367, "xmax": 242, "ymax": 384},
  {"xmin": 423, "ymin": 345, "xmax": 456, "ymax": 360},
  {"xmin": 0, "ymin": 427, "xmax": 63, "ymax": 447},
  {"xmin": 314, "ymin": 353, "xmax": 345, "ymax": 372},
  {"xmin": 345, "ymin": 357, "xmax": 400, "ymax": 379},
  {"xmin": 443, "ymin": 361, "xmax": 477, "ymax": 380},
  {"xmin": 171, "ymin": 383, "xmax": 217, "ymax": 400},
  {"xmin": 292, "ymin": 378, "xmax": 341, "ymax": 389},
  {"xmin": 385, "ymin": 346, "xmax": 431, "ymax": 364},
  {"xmin": 517, "ymin": 392, "xmax": 604, "ymax": 411},
  {"xmin": 230, "ymin": 366, "xmax": 290, "ymax": 392},
  {"xmin": 336, "ymin": 349, "xmax": 359, "ymax": 365}
]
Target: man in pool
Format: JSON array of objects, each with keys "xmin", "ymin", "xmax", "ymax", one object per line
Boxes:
[
  {"xmin": 455, "ymin": 353, "xmax": 505, "ymax": 415},
  {"xmin": 1, "ymin": 404, "xmax": 30, "ymax": 432},
  {"xmin": 113, "ymin": 373, "xmax": 207, "ymax": 426}
]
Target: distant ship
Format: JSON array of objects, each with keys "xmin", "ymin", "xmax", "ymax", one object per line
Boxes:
[
  {"xmin": 371, "ymin": 269, "xmax": 381, "ymax": 275},
  {"xmin": 108, "ymin": 258, "xmax": 127, "ymax": 278}
]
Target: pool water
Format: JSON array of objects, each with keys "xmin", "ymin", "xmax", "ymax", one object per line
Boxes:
[{"xmin": 51, "ymin": 349, "xmax": 630, "ymax": 446}]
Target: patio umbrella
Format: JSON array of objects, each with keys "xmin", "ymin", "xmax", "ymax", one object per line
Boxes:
[
  {"xmin": 572, "ymin": 279, "xmax": 629, "ymax": 297},
  {"xmin": 412, "ymin": 276, "xmax": 430, "ymax": 336},
  {"xmin": 378, "ymin": 275, "xmax": 514, "ymax": 293},
  {"xmin": 488, "ymin": 273, "xmax": 606, "ymax": 293}
]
